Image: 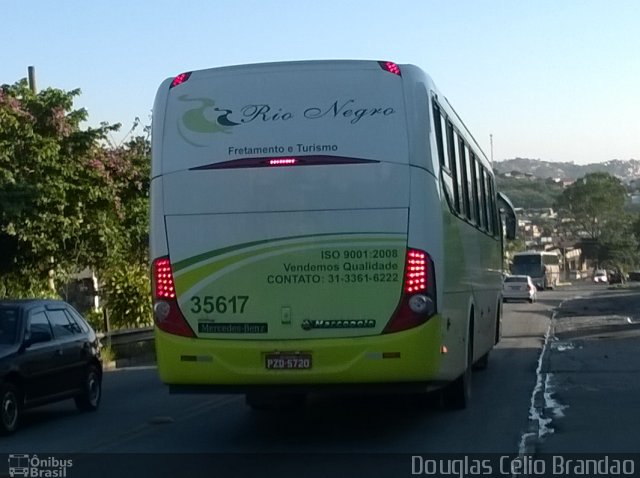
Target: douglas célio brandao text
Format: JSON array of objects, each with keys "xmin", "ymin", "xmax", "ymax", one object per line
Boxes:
[{"xmin": 411, "ymin": 455, "xmax": 635, "ymax": 476}]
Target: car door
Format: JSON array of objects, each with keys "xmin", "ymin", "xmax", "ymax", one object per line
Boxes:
[
  {"xmin": 20, "ymin": 308, "xmax": 66, "ymax": 404},
  {"xmin": 45, "ymin": 307, "xmax": 87, "ymax": 395}
]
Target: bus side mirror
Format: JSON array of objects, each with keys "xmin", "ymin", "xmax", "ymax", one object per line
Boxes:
[{"xmin": 497, "ymin": 192, "xmax": 517, "ymax": 240}]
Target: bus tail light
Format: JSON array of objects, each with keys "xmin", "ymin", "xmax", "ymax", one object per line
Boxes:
[
  {"xmin": 170, "ymin": 72, "xmax": 192, "ymax": 89},
  {"xmin": 378, "ymin": 61, "xmax": 402, "ymax": 76},
  {"xmin": 383, "ymin": 248, "xmax": 437, "ymax": 334},
  {"xmin": 152, "ymin": 257, "xmax": 195, "ymax": 337}
]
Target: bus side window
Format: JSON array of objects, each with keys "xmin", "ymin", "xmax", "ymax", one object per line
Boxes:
[
  {"xmin": 477, "ymin": 162, "xmax": 488, "ymax": 231},
  {"xmin": 447, "ymin": 122, "xmax": 461, "ymax": 214},
  {"xmin": 433, "ymin": 103, "xmax": 457, "ymax": 211},
  {"xmin": 433, "ymin": 103, "xmax": 445, "ymax": 167},
  {"xmin": 469, "ymin": 151, "xmax": 480, "ymax": 226},
  {"xmin": 487, "ymin": 174, "xmax": 499, "ymax": 237},
  {"xmin": 458, "ymin": 138, "xmax": 471, "ymax": 221},
  {"xmin": 481, "ymin": 168, "xmax": 491, "ymax": 233},
  {"xmin": 439, "ymin": 112, "xmax": 451, "ymax": 171}
]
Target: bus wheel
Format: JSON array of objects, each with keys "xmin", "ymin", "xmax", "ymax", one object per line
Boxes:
[
  {"xmin": 443, "ymin": 326, "xmax": 473, "ymax": 409},
  {"xmin": 473, "ymin": 351, "xmax": 489, "ymax": 371},
  {"xmin": 246, "ymin": 392, "xmax": 306, "ymax": 411}
]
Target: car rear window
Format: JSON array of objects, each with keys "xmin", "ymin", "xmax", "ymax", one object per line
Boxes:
[{"xmin": 504, "ymin": 277, "xmax": 527, "ymax": 283}]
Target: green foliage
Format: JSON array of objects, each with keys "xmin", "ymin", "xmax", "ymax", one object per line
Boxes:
[
  {"xmin": 101, "ymin": 263, "xmax": 152, "ymax": 329},
  {"xmin": 555, "ymin": 172, "xmax": 627, "ymax": 240},
  {"xmin": 100, "ymin": 344, "xmax": 116, "ymax": 364},
  {"xmin": 0, "ymin": 79, "xmax": 118, "ymax": 293},
  {"xmin": 556, "ymin": 173, "xmax": 638, "ymax": 269},
  {"xmin": 84, "ymin": 308, "xmax": 106, "ymax": 333},
  {"xmin": 597, "ymin": 214, "xmax": 640, "ymax": 271},
  {"xmin": 495, "ymin": 175, "xmax": 563, "ymax": 209},
  {"xmin": 0, "ymin": 78, "xmax": 152, "ymax": 330}
]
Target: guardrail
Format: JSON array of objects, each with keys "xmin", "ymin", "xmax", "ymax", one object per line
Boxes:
[
  {"xmin": 98, "ymin": 326, "xmax": 156, "ymax": 366},
  {"xmin": 98, "ymin": 326, "xmax": 154, "ymax": 346}
]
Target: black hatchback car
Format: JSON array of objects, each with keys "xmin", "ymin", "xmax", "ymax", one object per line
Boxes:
[{"xmin": 0, "ymin": 299, "xmax": 102, "ymax": 434}]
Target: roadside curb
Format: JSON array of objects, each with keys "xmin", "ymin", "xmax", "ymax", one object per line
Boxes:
[{"xmin": 519, "ymin": 302, "xmax": 561, "ymax": 455}]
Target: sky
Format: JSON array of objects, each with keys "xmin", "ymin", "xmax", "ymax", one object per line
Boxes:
[{"xmin": 3, "ymin": 0, "xmax": 639, "ymax": 164}]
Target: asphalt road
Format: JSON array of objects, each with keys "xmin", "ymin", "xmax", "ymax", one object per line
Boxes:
[
  {"xmin": 536, "ymin": 283, "xmax": 640, "ymax": 454},
  {"xmin": 1, "ymin": 282, "xmax": 638, "ymax": 477}
]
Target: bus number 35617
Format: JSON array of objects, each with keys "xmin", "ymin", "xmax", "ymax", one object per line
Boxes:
[{"xmin": 190, "ymin": 295, "xmax": 249, "ymax": 314}]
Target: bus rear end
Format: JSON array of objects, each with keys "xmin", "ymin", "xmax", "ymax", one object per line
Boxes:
[{"xmin": 150, "ymin": 61, "xmax": 442, "ymax": 391}]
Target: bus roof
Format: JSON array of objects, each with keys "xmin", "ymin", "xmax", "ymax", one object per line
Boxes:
[{"xmin": 152, "ymin": 60, "xmax": 416, "ymax": 176}]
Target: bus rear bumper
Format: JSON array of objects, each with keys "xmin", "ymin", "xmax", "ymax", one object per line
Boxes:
[
  {"xmin": 155, "ymin": 317, "xmax": 444, "ymax": 388},
  {"xmin": 168, "ymin": 381, "xmax": 449, "ymax": 395}
]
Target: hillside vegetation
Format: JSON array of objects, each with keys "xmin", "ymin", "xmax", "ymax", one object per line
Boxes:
[
  {"xmin": 493, "ymin": 157, "xmax": 640, "ymax": 182},
  {"xmin": 495, "ymin": 175, "xmax": 564, "ymax": 209}
]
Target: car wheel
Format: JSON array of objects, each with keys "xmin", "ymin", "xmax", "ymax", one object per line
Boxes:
[
  {"xmin": 1, "ymin": 383, "xmax": 21, "ymax": 435},
  {"xmin": 75, "ymin": 364, "xmax": 102, "ymax": 412}
]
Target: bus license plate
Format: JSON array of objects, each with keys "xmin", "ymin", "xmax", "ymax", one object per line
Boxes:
[{"xmin": 265, "ymin": 353, "xmax": 312, "ymax": 370}]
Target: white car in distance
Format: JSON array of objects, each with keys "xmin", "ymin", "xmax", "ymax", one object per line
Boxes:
[
  {"xmin": 503, "ymin": 275, "xmax": 537, "ymax": 303},
  {"xmin": 593, "ymin": 270, "xmax": 608, "ymax": 283}
]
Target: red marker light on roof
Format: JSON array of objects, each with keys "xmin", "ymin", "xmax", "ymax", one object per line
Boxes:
[
  {"xmin": 170, "ymin": 72, "xmax": 192, "ymax": 89},
  {"xmin": 268, "ymin": 158, "xmax": 298, "ymax": 166},
  {"xmin": 379, "ymin": 61, "xmax": 401, "ymax": 76}
]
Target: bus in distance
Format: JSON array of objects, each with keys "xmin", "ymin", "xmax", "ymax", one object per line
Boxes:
[
  {"xmin": 150, "ymin": 60, "xmax": 516, "ymax": 409},
  {"xmin": 511, "ymin": 251, "xmax": 560, "ymax": 290}
]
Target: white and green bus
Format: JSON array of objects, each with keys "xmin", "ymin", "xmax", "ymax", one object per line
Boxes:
[
  {"xmin": 150, "ymin": 60, "xmax": 516, "ymax": 409},
  {"xmin": 511, "ymin": 251, "xmax": 561, "ymax": 290}
]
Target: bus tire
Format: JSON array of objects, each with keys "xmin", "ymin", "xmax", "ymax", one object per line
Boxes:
[
  {"xmin": 474, "ymin": 351, "xmax": 489, "ymax": 371},
  {"xmin": 443, "ymin": 321, "xmax": 473, "ymax": 409}
]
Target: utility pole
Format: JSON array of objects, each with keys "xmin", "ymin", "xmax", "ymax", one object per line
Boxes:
[
  {"xmin": 28, "ymin": 66, "xmax": 37, "ymax": 93},
  {"xmin": 29, "ymin": 66, "xmax": 55, "ymax": 292}
]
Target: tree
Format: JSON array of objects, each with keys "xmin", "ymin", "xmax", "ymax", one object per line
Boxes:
[
  {"xmin": 0, "ymin": 79, "xmax": 117, "ymax": 295},
  {"xmin": 598, "ymin": 214, "xmax": 639, "ymax": 272},
  {"xmin": 556, "ymin": 172, "xmax": 637, "ymax": 269},
  {"xmin": 555, "ymin": 172, "xmax": 627, "ymax": 240},
  {"xmin": 0, "ymin": 80, "xmax": 152, "ymax": 327}
]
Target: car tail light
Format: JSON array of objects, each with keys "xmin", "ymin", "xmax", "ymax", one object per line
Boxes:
[
  {"xmin": 383, "ymin": 248, "xmax": 437, "ymax": 334},
  {"xmin": 152, "ymin": 257, "xmax": 195, "ymax": 337}
]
